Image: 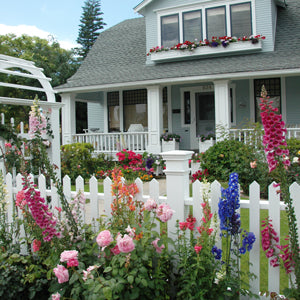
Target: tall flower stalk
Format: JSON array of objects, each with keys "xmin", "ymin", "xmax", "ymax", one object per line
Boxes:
[{"xmin": 259, "ymin": 85, "xmax": 300, "ymax": 293}]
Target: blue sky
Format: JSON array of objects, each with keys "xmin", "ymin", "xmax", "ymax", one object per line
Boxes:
[{"xmin": 0, "ymin": 0, "xmax": 141, "ymax": 49}]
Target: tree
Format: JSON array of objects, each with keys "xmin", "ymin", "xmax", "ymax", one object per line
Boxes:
[
  {"xmin": 0, "ymin": 34, "xmax": 80, "ymax": 123},
  {"xmin": 76, "ymin": 0, "xmax": 105, "ymax": 58}
]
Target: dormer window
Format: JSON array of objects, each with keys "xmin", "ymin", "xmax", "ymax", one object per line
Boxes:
[
  {"xmin": 231, "ymin": 2, "xmax": 252, "ymax": 37},
  {"xmin": 159, "ymin": 1, "xmax": 254, "ymax": 48},
  {"xmin": 161, "ymin": 14, "xmax": 179, "ymax": 48},
  {"xmin": 183, "ymin": 10, "xmax": 202, "ymax": 42},
  {"xmin": 206, "ymin": 6, "xmax": 226, "ymax": 39}
]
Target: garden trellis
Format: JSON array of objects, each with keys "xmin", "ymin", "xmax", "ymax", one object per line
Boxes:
[
  {"xmin": 0, "ymin": 54, "xmax": 63, "ymax": 177},
  {"xmin": 5, "ymin": 150, "xmax": 300, "ymax": 299}
]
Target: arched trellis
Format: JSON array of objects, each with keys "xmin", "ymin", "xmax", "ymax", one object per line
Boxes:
[{"xmin": 0, "ymin": 54, "xmax": 63, "ymax": 178}]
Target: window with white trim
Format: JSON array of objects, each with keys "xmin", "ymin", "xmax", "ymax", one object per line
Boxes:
[{"xmin": 159, "ymin": 1, "xmax": 253, "ymax": 47}]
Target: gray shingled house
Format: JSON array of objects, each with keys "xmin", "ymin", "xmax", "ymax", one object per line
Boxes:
[{"xmin": 56, "ymin": 0, "xmax": 300, "ymax": 155}]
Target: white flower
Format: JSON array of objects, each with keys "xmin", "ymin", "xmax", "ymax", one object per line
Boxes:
[{"xmin": 293, "ymin": 157, "xmax": 299, "ymax": 163}]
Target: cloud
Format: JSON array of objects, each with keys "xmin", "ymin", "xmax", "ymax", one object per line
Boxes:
[{"xmin": 0, "ymin": 24, "xmax": 78, "ymax": 50}]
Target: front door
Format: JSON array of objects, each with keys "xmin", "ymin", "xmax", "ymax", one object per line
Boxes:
[{"xmin": 195, "ymin": 92, "xmax": 215, "ymax": 139}]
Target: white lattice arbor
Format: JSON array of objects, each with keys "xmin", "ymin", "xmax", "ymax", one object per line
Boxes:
[{"xmin": 0, "ymin": 54, "xmax": 63, "ymax": 178}]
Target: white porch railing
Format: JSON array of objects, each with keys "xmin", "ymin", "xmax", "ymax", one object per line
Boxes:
[
  {"xmin": 72, "ymin": 132, "xmax": 149, "ymax": 156},
  {"xmin": 229, "ymin": 127, "xmax": 300, "ymax": 146}
]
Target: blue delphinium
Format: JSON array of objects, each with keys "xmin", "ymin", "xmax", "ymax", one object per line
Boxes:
[
  {"xmin": 239, "ymin": 231, "xmax": 256, "ymax": 254},
  {"xmin": 218, "ymin": 172, "xmax": 241, "ymax": 235},
  {"xmin": 212, "ymin": 245, "xmax": 222, "ymax": 260}
]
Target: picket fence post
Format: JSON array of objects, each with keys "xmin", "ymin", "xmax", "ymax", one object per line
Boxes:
[{"xmin": 161, "ymin": 150, "xmax": 193, "ymax": 241}]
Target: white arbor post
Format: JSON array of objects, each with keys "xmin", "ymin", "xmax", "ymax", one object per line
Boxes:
[
  {"xmin": 147, "ymin": 86, "xmax": 163, "ymax": 154},
  {"xmin": 214, "ymin": 80, "xmax": 230, "ymax": 141},
  {"xmin": 61, "ymin": 93, "xmax": 76, "ymax": 145},
  {"xmin": 161, "ymin": 150, "xmax": 194, "ymax": 241}
]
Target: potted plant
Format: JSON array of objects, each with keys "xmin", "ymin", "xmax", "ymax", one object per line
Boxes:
[
  {"xmin": 160, "ymin": 133, "xmax": 181, "ymax": 152},
  {"xmin": 198, "ymin": 132, "xmax": 215, "ymax": 153}
]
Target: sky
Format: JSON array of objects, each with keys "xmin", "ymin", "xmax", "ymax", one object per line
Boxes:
[{"xmin": 0, "ymin": 0, "xmax": 141, "ymax": 50}]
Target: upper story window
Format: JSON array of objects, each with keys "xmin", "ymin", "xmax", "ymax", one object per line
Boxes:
[
  {"xmin": 183, "ymin": 10, "xmax": 202, "ymax": 42},
  {"xmin": 231, "ymin": 2, "xmax": 252, "ymax": 37},
  {"xmin": 206, "ymin": 6, "xmax": 226, "ymax": 39},
  {"xmin": 161, "ymin": 14, "xmax": 179, "ymax": 48},
  {"xmin": 159, "ymin": 1, "xmax": 253, "ymax": 47}
]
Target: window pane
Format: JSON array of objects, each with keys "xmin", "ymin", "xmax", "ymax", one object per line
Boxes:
[
  {"xmin": 107, "ymin": 92, "xmax": 120, "ymax": 132},
  {"xmin": 231, "ymin": 3, "xmax": 252, "ymax": 37},
  {"xmin": 254, "ymin": 78, "xmax": 281, "ymax": 122},
  {"xmin": 123, "ymin": 89, "xmax": 148, "ymax": 131},
  {"xmin": 163, "ymin": 87, "xmax": 168, "ymax": 129},
  {"xmin": 161, "ymin": 14, "xmax": 179, "ymax": 48},
  {"xmin": 183, "ymin": 10, "xmax": 202, "ymax": 42},
  {"xmin": 206, "ymin": 6, "xmax": 226, "ymax": 39},
  {"xmin": 184, "ymin": 91, "xmax": 191, "ymax": 124}
]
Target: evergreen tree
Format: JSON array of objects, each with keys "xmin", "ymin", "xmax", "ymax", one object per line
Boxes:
[{"xmin": 76, "ymin": 0, "xmax": 105, "ymax": 58}]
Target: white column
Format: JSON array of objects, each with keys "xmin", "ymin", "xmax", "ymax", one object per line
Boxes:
[
  {"xmin": 147, "ymin": 86, "xmax": 163, "ymax": 154},
  {"xmin": 61, "ymin": 93, "xmax": 76, "ymax": 145},
  {"xmin": 214, "ymin": 80, "xmax": 230, "ymax": 140},
  {"xmin": 161, "ymin": 150, "xmax": 194, "ymax": 241}
]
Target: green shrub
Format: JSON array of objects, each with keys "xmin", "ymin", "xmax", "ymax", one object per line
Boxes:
[
  {"xmin": 287, "ymin": 138, "xmax": 300, "ymax": 157},
  {"xmin": 61, "ymin": 143, "xmax": 96, "ymax": 181}
]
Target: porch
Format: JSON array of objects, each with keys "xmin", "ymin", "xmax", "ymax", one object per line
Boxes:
[{"xmin": 72, "ymin": 126, "xmax": 300, "ymax": 157}]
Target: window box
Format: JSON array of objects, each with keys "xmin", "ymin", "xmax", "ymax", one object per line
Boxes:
[
  {"xmin": 199, "ymin": 138, "xmax": 215, "ymax": 153},
  {"xmin": 162, "ymin": 139, "xmax": 179, "ymax": 152},
  {"xmin": 150, "ymin": 40, "xmax": 262, "ymax": 63}
]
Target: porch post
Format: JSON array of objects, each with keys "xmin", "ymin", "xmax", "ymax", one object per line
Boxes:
[
  {"xmin": 147, "ymin": 86, "xmax": 163, "ymax": 154},
  {"xmin": 213, "ymin": 80, "xmax": 230, "ymax": 141},
  {"xmin": 61, "ymin": 93, "xmax": 76, "ymax": 145}
]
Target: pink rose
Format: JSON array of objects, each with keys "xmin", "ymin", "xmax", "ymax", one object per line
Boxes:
[
  {"xmin": 53, "ymin": 264, "xmax": 69, "ymax": 283},
  {"xmin": 144, "ymin": 198, "xmax": 157, "ymax": 211},
  {"xmin": 60, "ymin": 250, "xmax": 79, "ymax": 268},
  {"xmin": 96, "ymin": 230, "xmax": 113, "ymax": 247},
  {"xmin": 156, "ymin": 203, "xmax": 174, "ymax": 222},
  {"xmin": 117, "ymin": 234, "xmax": 135, "ymax": 253},
  {"xmin": 152, "ymin": 238, "xmax": 165, "ymax": 253},
  {"xmin": 111, "ymin": 244, "xmax": 121, "ymax": 255},
  {"xmin": 52, "ymin": 293, "xmax": 61, "ymax": 300}
]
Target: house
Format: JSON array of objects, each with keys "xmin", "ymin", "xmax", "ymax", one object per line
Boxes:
[{"xmin": 56, "ymin": 0, "xmax": 300, "ymax": 155}]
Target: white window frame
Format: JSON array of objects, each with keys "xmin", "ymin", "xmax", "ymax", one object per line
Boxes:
[{"xmin": 156, "ymin": 0, "xmax": 256, "ymax": 47}]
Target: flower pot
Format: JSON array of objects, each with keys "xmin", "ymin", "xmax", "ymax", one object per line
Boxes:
[
  {"xmin": 199, "ymin": 138, "xmax": 215, "ymax": 153},
  {"xmin": 162, "ymin": 139, "xmax": 179, "ymax": 152}
]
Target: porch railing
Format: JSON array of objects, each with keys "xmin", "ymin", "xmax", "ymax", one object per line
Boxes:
[
  {"xmin": 229, "ymin": 127, "xmax": 300, "ymax": 146},
  {"xmin": 72, "ymin": 132, "xmax": 148, "ymax": 157}
]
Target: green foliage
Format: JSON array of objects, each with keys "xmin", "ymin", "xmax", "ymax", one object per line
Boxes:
[
  {"xmin": 61, "ymin": 143, "xmax": 96, "ymax": 181},
  {"xmin": 77, "ymin": 0, "xmax": 106, "ymax": 58},
  {"xmin": 201, "ymin": 139, "xmax": 255, "ymax": 182}
]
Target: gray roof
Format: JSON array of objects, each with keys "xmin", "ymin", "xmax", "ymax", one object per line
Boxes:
[{"xmin": 57, "ymin": 0, "xmax": 300, "ymax": 91}]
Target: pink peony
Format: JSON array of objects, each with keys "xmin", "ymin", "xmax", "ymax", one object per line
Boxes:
[
  {"xmin": 152, "ymin": 238, "xmax": 165, "ymax": 253},
  {"xmin": 156, "ymin": 203, "xmax": 174, "ymax": 222},
  {"xmin": 117, "ymin": 234, "xmax": 135, "ymax": 253},
  {"xmin": 144, "ymin": 198, "xmax": 157, "ymax": 211},
  {"xmin": 53, "ymin": 264, "xmax": 69, "ymax": 284},
  {"xmin": 96, "ymin": 230, "xmax": 113, "ymax": 248}
]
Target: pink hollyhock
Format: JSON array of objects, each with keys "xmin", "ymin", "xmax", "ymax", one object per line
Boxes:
[
  {"xmin": 53, "ymin": 264, "xmax": 69, "ymax": 284},
  {"xmin": 60, "ymin": 250, "xmax": 79, "ymax": 268},
  {"xmin": 194, "ymin": 245, "xmax": 203, "ymax": 254},
  {"xmin": 152, "ymin": 238, "xmax": 165, "ymax": 253},
  {"xmin": 96, "ymin": 230, "xmax": 113, "ymax": 248},
  {"xmin": 144, "ymin": 198, "xmax": 157, "ymax": 211},
  {"xmin": 156, "ymin": 203, "xmax": 174, "ymax": 222},
  {"xmin": 52, "ymin": 293, "xmax": 61, "ymax": 300},
  {"xmin": 117, "ymin": 234, "xmax": 135, "ymax": 253},
  {"xmin": 179, "ymin": 222, "xmax": 188, "ymax": 230},
  {"xmin": 16, "ymin": 190, "xmax": 27, "ymax": 210},
  {"xmin": 32, "ymin": 239, "xmax": 41, "ymax": 252}
]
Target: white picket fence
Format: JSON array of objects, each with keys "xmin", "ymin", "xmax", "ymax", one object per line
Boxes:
[{"xmin": 4, "ymin": 150, "xmax": 300, "ymax": 299}]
